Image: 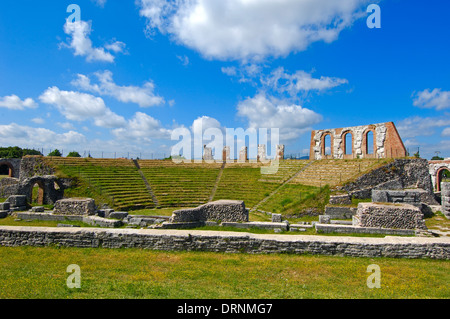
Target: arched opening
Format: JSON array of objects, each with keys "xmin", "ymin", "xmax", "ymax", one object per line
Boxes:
[
  {"xmin": 31, "ymin": 181, "xmax": 45, "ymax": 205},
  {"xmin": 0, "ymin": 162, "xmax": 13, "ymax": 178},
  {"xmin": 344, "ymin": 132, "xmax": 353, "ymax": 155},
  {"xmin": 324, "ymin": 134, "xmax": 332, "ymax": 156},
  {"xmin": 366, "ymin": 131, "xmax": 374, "ymax": 155},
  {"xmin": 436, "ymin": 167, "xmax": 450, "ymax": 191}
]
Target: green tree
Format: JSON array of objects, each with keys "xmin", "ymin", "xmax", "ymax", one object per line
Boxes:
[
  {"xmin": 48, "ymin": 149, "xmax": 62, "ymax": 157},
  {"xmin": 67, "ymin": 151, "xmax": 81, "ymax": 158},
  {"xmin": 431, "ymin": 155, "xmax": 444, "ymax": 160}
]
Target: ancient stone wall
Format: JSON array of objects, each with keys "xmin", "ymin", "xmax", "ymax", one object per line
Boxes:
[
  {"xmin": 341, "ymin": 159, "xmax": 436, "ymax": 203},
  {"xmin": 0, "ymin": 226, "xmax": 448, "ymax": 259},
  {"xmin": 19, "ymin": 156, "xmax": 55, "ymax": 180},
  {"xmin": 310, "ymin": 122, "xmax": 406, "ymax": 160},
  {"xmin": 442, "ymin": 182, "xmax": 450, "ymax": 219},
  {"xmin": 0, "ymin": 158, "xmax": 21, "ymax": 178},
  {"xmin": 169, "ymin": 200, "xmax": 248, "ymax": 223},
  {"xmin": 354, "ymin": 202, "xmax": 427, "ymax": 230}
]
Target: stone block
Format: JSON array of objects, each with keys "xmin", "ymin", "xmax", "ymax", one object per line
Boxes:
[
  {"xmin": 32, "ymin": 206, "xmax": 45, "ymax": 213},
  {"xmin": 318, "ymin": 215, "xmax": 331, "ymax": 224},
  {"xmin": 0, "ymin": 202, "xmax": 10, "ymax": 211},
  {"xmin": 170, "ymin": 200, "xmax": 248, "ymax": 223},
  {"xmin": 271, "ymin": 213, "xmax": 282, "ymax": 223},
  {"xmin": 329, "ymin": 194, "xmax": 352, "ymax": 205},
  {"xmin": 109, "ymin": 211, "xmax": 128, "ymax": 220},
  {"xmin": 324, "ymin": 206, "xmax": 357, "ymax": 219},
  {"xmin": 53, "ymin": 198, "xmax": 96, "ymax": 216},
  {"xmin": 6, "ymin": 195, "xmax": 27, "ymax": 207},
  {"xmin": 0, "ymin": 211, "xmax": 8, "ymax": 219},
  {"xmin": 355, "ymin": 202, "xmax": 427, "ymax": 230}
]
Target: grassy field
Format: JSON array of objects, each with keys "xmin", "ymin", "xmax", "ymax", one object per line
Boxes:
[{"xmin": 0, "ymin": 246, "xmax": 448, "ymax": 299}]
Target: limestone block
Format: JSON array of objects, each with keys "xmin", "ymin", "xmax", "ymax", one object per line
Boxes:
[
  {"xmin": 109, "ymin": 211, "xmax": 128, "ymax": 220},
  {"xmin": 54, "ymin": 198, "xmax": 96, "ymax": 216},
  {"xmin": 271, "ymin": 213, "xmax": 282, "ymax": 222},
  {"xmin": 6, "ymin": 195, "xmax": 27, "ymax": 207},
  {"xmin": 0, "ymin": 202, "xmax": 10, "ymax": 211},
  {"xmin": 355, "ymin": 202, "xmax": 427, "ymax": 230}
]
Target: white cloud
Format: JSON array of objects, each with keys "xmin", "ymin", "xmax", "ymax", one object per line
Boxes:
[
  {"xmin": 176, "ymin": 55, "xmax": 190, "ymax": 66},
  {"xmin": 0, "ymin": 95, "xmax": 37, "ymax": 110},
  {"xmin": 39, "ymin": 86, "xmax": 126, "ymax": 128},
  {"xmin": 57, "ymin": 122, "xmax": 76, "ymax": 130},
  {"xmin": 71, "ymin": 71, "xmax": 165, "ymax": 107},
  {"xmin": 62, "ymin": 19, "xmax": 125, "ymax": 63},
  {"xmin": 138, "ymin": 0, "xmax": 370, "ymax": 61},
  {"xmin": 237, "ymin": 92, "xmax": 322, "ymax": 141},
  {"xmin": 413, "ymin": 88, "xmax": 450, "ymax": 110},
  {"xmin": 262, "ymin": 67, "xmax": 348, "ymax": 96},
  {"xmin": 31, "ymin": 117, "xmax": 45, "ymax": 124},
  {"xmin": 92, "ymin": 0, "xmax": 107, "ymax": 8},
  {"xmin": 112, "ymin": 112, "xmax": 171, "ymax": 143},
  {"xmin": 442, "ymin": 127, "xmax": 450, "ymax": 137},
  {"xmin": 396, "ymin": 116, "xmax": 450, "ymax": 139},
  {"xmin": 0, "ymin": 123, "xmax": 86, "ymax": 147}
]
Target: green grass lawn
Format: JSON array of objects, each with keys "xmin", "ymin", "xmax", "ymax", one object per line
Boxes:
[{"xmin": 0, "ymin": 246, "xmax": 448, "ymax": 299}]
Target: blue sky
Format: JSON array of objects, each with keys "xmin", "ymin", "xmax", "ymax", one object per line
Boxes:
[{"xmin": 0, "ymin": 0, "xmax": 449, "ymax": 159}]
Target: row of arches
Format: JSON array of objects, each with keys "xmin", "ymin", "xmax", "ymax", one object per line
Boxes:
[{"xmin": 321, "ymin": 129, "xmax": 376, "ymax": 158}]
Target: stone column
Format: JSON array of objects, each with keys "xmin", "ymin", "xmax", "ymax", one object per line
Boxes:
[
  {"xmin": 222, "ymin": 146, "xmax": 230, "ymax": 162},
  {"xmin": 203, "ymin": 145, "xmax": 213, "ymax": 161},
  {"xmin": 442, "ymin": 182, "xmax": 450, "ymax": 219},
  {"xmin": 257, "ymin": 144, "xmax": 266, "ymax": 162},
  {"xmin": 239, "ymin": 146, "xmax": 247, "ymax": 162},
  {"xmin": 276, "ymin": 145, "xmax": 285, "ymax": 160}
]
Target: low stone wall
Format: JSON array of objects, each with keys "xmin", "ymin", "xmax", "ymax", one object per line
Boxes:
[
  {"xmin": 442, "ymin": 182, "xmax": 450, "ymax": 219},
  {"xmin": 0, "ymin": 226, "xmax": 448, "ymax": 259},
  {"xmin": 324, "ymin": 206, "xmax": 356, "ymax": 219},
  {"xmin": 354, "ymin": 202, "xmax": 427, "ymax": 230},
  {"xmin": 53, "ymin": 198, "xmax": 96, "ymax": 216},
  {"xmin": 169, "ymin": 200, "xmax": 248, "ymax": 223},
  {"xmin": 316, "ymin": 223, "xmax": 415, "ymax": 236}
]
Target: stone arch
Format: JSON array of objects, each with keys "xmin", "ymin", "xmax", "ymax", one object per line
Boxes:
[
  {"xmin": 30, "ymin": 180, "xmax": 45, "ymax": 205},
  {"xmin": 321, "ymin": 132, "xmax": 333, "ymax": 159},
  {"xmin": 342, "ymin": 130, "xmax": 353, "ymax": 158},
  {"xmin": 0, "ymin": 160, "xmax": 15, "ymax": 178},
  {"xmin": 436, "ymin": 166, "xmax": 450, "ymax": 192}
]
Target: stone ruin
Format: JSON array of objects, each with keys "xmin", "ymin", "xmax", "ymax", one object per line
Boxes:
[
  {"xmin": 202, "ymin": 145, "xmax": 285, "ymax": 162},
  {"xmin": 169, "ymin": 200, "xmax": 248, "ymax": 224},
  {"xmin": 0, "ymin": 156, "xmax": 70, "ymax": 205},
  {"xmin": 53, "ymin": 198, "xmax": 96, "ymax": 216},
  {"xmin": 442, "ymin": 182, "xmax": 450, "ymax": 219},
  {"xmin": 353, "ymin": 202, "xmax": 427, "ymax": 230},
  {"xmin": 310, "ymin": 121, "xmax": 406, "ymax": 160}
]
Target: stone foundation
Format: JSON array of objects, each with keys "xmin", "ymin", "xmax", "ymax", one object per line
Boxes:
[
  {"xmin": 0, "ymin": 226, "xmax": 448, "ymax": 259},
  {"xmin": 354, "ymin": 202, "xmax": 427, "ymax": 230},
  {"xmin": 169, "ymin": 200, "xmax": 248, "ymax": 223}
]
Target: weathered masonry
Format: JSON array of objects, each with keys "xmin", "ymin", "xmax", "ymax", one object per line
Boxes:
[
  {"xmin": 309, "ymin": 122, "xmax": 407, "ymax": 160},
  {"xmin": 429, "ymin": 160, "xmax": 450, "ymax": 191}
]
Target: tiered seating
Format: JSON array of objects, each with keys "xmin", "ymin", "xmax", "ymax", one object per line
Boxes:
[
  {"xmin": 138, "ymin": 160, "xmax": 222, "ymax": 207},
  {"xmin": 47, "ymin": 157, "xmax": 155, "ymax": 210},
  {"xmin": 290, "ymin": 159, "xmax": 392, "ymax": 187}
]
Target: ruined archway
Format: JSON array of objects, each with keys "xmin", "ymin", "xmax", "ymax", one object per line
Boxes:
[
  {"xmin": 322, "ymin": 133, "xmax": 333, "ymax": 159},
  {"xmin": 0, "ymin": 161, "xmax": 14, "ymax": 178},
  {"xmin": 31, "ymin": 180, "xmax": 45, "ymax": 205},
  {"xmin": 436, "ymin": 167, "xmax": 450, "ymax": 192}
]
